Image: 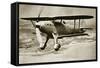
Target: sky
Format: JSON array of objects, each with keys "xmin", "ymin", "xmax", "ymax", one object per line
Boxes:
[{"xmin": 19, "ymin": 4, "xmax": 96, "ymax": 28}]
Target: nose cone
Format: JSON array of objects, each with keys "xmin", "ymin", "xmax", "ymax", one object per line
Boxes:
[{"xmin": 36, "ymin": 23, "xmax": 40, "ymax": 28}]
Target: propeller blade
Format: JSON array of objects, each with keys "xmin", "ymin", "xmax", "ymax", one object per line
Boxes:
[
  {"xmin": 35, "ymin": 9, "xmax": 44, "ymax": 47},
  {"xmin": 37, "ymin": 8, "xmax": 44, "ymax": 22},
  {"xmin": 38, "ymin": 8, "xmax": 44, "ymax": 17},
  {"xmin": 36, "ymin": 28, "xmax": 43, "ymax": 47},
  {"xmin": 31, "ymin": 20, "xmax": 36, "ymax": 28}
]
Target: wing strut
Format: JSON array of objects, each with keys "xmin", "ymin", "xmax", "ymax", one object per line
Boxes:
[
  {"xmin": 74, "ymin": 19, "xmax": 76, "ymax": 31},
  {"xmin": 79, "ymin": 19, "xmax": 80, "ymax": 29},
  {"xmin": 30, "ymin": 20, "xmax": 36, "ymax": 28}
]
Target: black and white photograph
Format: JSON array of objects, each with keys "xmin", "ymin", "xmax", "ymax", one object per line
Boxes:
[{"xmin": 17, "ymin": 3, "xmax": 97, "ymax": 64}]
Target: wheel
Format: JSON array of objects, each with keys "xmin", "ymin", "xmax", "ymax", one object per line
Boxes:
[
  {"xmin": 40, "ymin": 47, "xmax": 45, "ymax": 50},
  {"xmin": 39, "ymin": 44, "xmax": 47, "ymax": 50},
  {"xmin": 54, "ymin": 44, "xmax": 61, "ymax": 51}
]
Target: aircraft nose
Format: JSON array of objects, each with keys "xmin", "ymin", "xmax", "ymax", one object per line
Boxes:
[{"xmin": 36, "ymin": 23, "xmax": 40, "ymax": 28}]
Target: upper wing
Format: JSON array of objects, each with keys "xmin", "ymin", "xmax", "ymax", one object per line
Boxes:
[
  {"xmin": 54, "ymin": 15, "xmax": 93, "ymax": 20},
  {"xmin": 21, "ymin": 15, "xmax": 93, "ymax": 21},
  {"xmin": 21, "ymin": 17, "xmax": 54, "ymax": 21}
]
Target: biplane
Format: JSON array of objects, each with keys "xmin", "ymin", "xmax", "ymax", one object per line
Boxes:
[{"xmin": 21, "ymin": 11, "xmax": 93, "ymax": 51}]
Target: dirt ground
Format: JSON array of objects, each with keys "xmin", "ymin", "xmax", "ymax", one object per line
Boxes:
[{"xmin": 19, "ymin": 29, "xmax": 96, "ymax": 64}]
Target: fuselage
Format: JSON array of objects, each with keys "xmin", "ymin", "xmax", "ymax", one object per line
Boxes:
[{"xmin": 38, "ymin": 21, "xmax": 85, "ymax": 38}]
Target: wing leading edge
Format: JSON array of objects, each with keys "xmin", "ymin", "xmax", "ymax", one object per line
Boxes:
[{"xmin": 21, "ymin": 15, "xmax": 93, "ymax": 21}]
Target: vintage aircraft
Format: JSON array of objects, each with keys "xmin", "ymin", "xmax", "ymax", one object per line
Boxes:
[{"xmin": 21, "ymin": 11, "xmax": 93, "ymax": 51}]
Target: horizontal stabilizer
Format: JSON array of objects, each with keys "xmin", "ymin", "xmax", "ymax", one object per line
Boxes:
[{"xmin": 58, "ymin": 33, "xmax": 88, "ymax": 39}]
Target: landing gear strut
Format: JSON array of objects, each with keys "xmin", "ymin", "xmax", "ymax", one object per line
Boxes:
[
  {"xmin": 52, "ymin": 33, "xmax": 61, "ymax": 51},
  {"xmin": 40, "ymin": 37, "xmax": 49, "ymax": 50}
]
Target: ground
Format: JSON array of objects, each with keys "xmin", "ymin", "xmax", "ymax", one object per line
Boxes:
[{"xmin": 19, "ymin": 29, "xmax": 96, "ymax": 64}]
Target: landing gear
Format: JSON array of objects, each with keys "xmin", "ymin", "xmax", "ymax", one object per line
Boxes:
[
  {"xmin": 54, "ymin": 44, "xmax": 61, "ymax": 51},
  {"xmin": 40, "ymin": 45, "xmax": 46, "ymax": 50},
  {"xmin": 52, "ymin": 33, "xmax": 61, "ymax": 51},
  {"xmin": 39, "ymin": 36, "xmax": 49, "ymax": 50},
  {"xmin": 37, "ymin": 32, "xmax": 61, "ymax": 51}
]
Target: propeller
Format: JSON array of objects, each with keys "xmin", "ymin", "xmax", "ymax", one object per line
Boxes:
[
  {"xmin": 35, "ymin": 8, "xmax": 44, "ymax": 48},
  {"xmin": 36, "ymin": 8, "xmax": 44, "ymax": 22}
]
